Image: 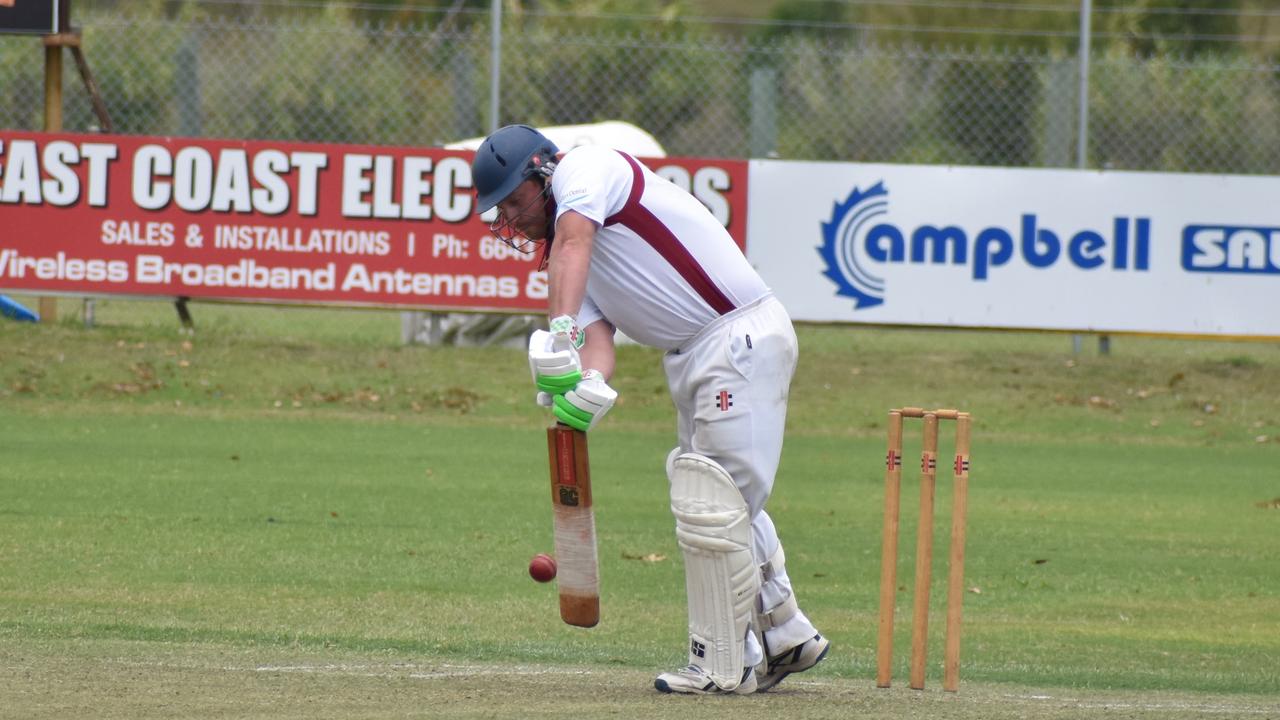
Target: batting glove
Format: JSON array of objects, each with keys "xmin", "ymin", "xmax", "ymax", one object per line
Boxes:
[
  {"xmin": 553, "ymin": 369, "xmax": 618, "ymax": 432},
  {"xmin": 528, "ymin": 327, "xmax": 582, "ymax": 398},
  {"xmin": 548, "ymin": 314, "xmax": 585, "ymax": 351}
]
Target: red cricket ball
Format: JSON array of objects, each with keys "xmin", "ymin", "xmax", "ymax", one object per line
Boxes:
[{"xmin": 529, "ymin": 553, "xmax": 557, "ymax": 583}]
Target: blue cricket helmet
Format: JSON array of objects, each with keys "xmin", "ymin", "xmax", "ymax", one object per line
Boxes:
[{"xmin": 472, "ymin": 124, "xmax": 560, "ymax": 214}]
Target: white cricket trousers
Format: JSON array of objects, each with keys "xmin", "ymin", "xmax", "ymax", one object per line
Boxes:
[{"xmin": 663, "ymin": 293, "xmax": 819, "ymax": 663}]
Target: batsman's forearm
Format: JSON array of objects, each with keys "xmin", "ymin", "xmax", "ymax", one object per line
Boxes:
[
  {"xmin": 580, "ymin": 323, "xmax": 616, "ymax": 380},
  {"xmin": 547, "ymin": 212, "xmax": 596, "ymax": 322},
  {"xmin": 547, "ymin": 239, "xmax": 590, "ymax": 320}
]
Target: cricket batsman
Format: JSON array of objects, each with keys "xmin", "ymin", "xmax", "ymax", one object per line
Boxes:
[{"xmin": 472, "ymin": 124, "xmax": 828, "ymax": 694}]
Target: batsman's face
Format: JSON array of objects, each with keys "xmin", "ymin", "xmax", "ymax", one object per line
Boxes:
[{"xmin": 492, "ymin": 179, "xmax": 550, "ymax": 246}]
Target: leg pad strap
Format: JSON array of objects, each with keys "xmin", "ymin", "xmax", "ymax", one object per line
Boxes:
[{"xmin": 756, "ymin": 546, "xmax": 799, "ymax": 631}]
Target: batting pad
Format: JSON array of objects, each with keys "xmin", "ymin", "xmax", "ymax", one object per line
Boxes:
[{"xmin": 669, "ymin": 453, "xmax": 759, "ymax": 690}]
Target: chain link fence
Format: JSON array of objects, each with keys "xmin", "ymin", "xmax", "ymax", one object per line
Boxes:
[{"xmin": 2, "ymin": 4, "xmax": 1279, "ymax": 174}]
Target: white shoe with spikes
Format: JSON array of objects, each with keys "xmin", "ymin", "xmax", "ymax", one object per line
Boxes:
[
  {"xmin": 654, "ymin": 664, "xmax": 757, "ymax": 695},
  {"xmin": 755, "ymin": 634, "xmax": 830, "ymax": 692}
]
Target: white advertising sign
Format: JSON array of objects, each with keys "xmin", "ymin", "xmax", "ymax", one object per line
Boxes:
[{"xmin": 747, "ymin": 161, "xmax": 1279, "ymax": 338}]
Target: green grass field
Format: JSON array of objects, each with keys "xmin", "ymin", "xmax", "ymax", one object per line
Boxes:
[{"xmin": 2, "ymin": 296, "xmax": 1278, "ymax": 719}]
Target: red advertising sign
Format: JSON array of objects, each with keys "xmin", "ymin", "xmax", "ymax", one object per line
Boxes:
[{"xmin": 0, "ymin": 131, "xmax": 748, "ymax": 312}]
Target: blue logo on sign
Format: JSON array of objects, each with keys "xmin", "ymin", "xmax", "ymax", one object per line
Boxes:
[
  {"xmin": 1182, "ymin": 225, "xmax": 1280, "ymax": 274},
  {"xmin": 818, "ymin": 182, "xmax": 890, "ymax": 309},
  {"xmin": 818, "ymin": 182, "xmax": 1152, "ymax": 311}
]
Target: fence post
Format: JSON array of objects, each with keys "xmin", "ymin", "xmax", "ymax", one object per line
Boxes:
[
  {"xmin": 40, "ymin": 39, "xmax": 63, "ymax": 324},
  {"xmin": 1076, "ymin": 0, "xmax": 1092, "ymax": 170},
  {"xmin": 177, "ymin": 27, "xmax": 202, "ymax": 137},
  {"xmin": 488, "ymin": 0, "xmax": 501, "ymax": 133},
  {"xmin": 749, "ymin": 67, "xmax": 778, "ymax": 158},
  {"xmin": 1043, "ymin": 59, "xmax": 1075, "ymax": 168},
  {"xmin": 1074, "ymin": 0, "xmax": 1109, "ymax": 354},
  {"xmin": 451, "ymin": 45, "xmax": 477, "ymax": 141}
]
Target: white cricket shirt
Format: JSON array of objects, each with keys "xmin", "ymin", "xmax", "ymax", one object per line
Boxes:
[{"xmin": 551, "ymin": 145, "xmax": 768, "ymax": 351}]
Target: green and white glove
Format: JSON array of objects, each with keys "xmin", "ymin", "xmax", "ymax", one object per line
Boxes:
[
  {"xmin": 553, "ymin": 369, "xmax": 618, "ymax": 432},
  {"xmin": 528, "ymin": 318, "xmax": 583, "ymax": 398},
  {"xmin": 548, "ymin": 315, "xmax": 584, "ymax": 351}
]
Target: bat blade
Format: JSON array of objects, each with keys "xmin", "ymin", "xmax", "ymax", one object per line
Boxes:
[{"xmin": 547, "ymin": 424, "xmax": 600, "ymax": 627}]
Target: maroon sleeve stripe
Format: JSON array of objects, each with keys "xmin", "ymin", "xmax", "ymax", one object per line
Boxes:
[{"xmin": 603, "ymin": 152, "xmax": 736, "ymax": 316}]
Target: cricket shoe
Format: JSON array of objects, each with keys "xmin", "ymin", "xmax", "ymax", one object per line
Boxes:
[
  {"xmin": 754, "ymin": 633, "xmax": 830, "ymax": 692},
  {"xmin": 654, "ymin": 664, "xmax": 757, "ymax": 695}
]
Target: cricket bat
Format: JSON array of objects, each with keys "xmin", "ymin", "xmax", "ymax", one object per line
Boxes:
[{"xmin": 546, "ymin": 423, "xmax": 600, "ymax": 627}]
